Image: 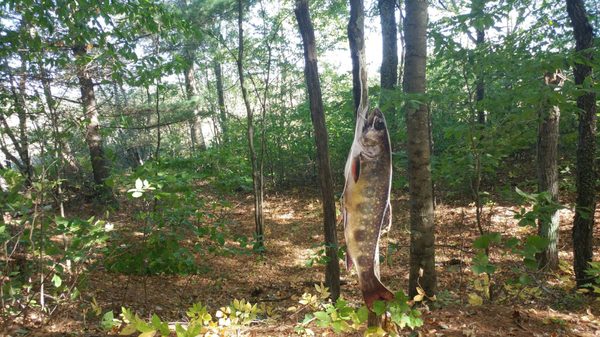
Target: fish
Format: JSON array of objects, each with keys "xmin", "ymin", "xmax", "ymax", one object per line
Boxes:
[{"xmin": 341, "ymin": 106, "xmax": 394, "ymax": 308}]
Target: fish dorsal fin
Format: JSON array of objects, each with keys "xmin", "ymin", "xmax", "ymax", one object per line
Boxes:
[{"xmin": 351, "ymin": 155, "xmax": 360, "ymax": 183}]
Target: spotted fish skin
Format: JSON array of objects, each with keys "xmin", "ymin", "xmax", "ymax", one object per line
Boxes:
[{"xmin": 342, "ymin": 107, "xmax": 393, "ymax": 308}]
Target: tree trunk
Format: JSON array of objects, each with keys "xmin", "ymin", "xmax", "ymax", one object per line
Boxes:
[
  {"xmin": 475, "ymin": 29, "xmax": 485, "ymax": 124},
  {"xmin": 0, "ymin": 113, "xmax": 26, "ymax": 173},
  {"xmin": 403, "ymin": 0, "xmax": 436, "ymax": 298},
  {"xmin": 16, "ymin": 58, "xmax": 33, "ymax": 185},
  {"xmin": 237, "ymin": 0, "xmax": 265, "ymax": 250},
  {"xmin": 39, "ymin": 58, "xmax": 67, "ymax": 217},
  {"xmin": 348, "ymin": 0, "xmax": 367, "ymax": 116},
  {"xmin": 536, "ymin": 72, "xmax": 563, "ymax": 270},
  {"xmin": 214, "ymin": 60, "xmax": 228, "ymax": 144},
  {"xmin": 378, "ymin": 0, "xmax": 398, "ymax": 136},
  {"xmin": 3, "ymin": 59, "xmax": 33, "ymax": 185},
  {"xmin": 295, "ymin": 0, "xmax": 341, "ymax": 302},
  {"xmin": 566, "ymin": 0, "xmax": 597, "ymax": 288},
  {"xmin": 471, "ymin": 0, "xmax": 486, "ymax": 124},
  {"xmin": 73, "ymin": 45, "xmax": 113, "ymax": 200},
  {"xmin": 184, "ymin": 57, "xmax": 206, "ymax": 151}
]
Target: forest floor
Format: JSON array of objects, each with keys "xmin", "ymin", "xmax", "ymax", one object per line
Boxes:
[{"xmin": 4, "ymin": 185, "xmax": 600, "ymax": 337}]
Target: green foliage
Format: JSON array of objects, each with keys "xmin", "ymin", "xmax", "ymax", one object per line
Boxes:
[
  {"xmin": 294, "ymin": 285, "xmax": 422, "ymax": 336},
  {"xmin": 305, "ymin": 242, "xmax": 344, "ymax": 267},
  {"xmin": 514, "ymin": 187, "xmax": 563, "ymax": 228},
  {"xmin": 105, "ymin": 161, "xmax": 253, "ymax": 275},
  {"xmin": 582, "ymin": 262, "xmax": 600, "ymax": 297},
  {"xmin": 106, "ymin": 298, "xmax": 274, "ymax": 336},
  {"xmin": 468, "ymin": 188, "xmax": 562, "ymax": 303}
]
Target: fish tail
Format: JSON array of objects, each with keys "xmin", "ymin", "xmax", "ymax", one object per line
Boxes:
[{"xmin": 362, "ymin": 278, "xmax": 394, "ymax": 309}]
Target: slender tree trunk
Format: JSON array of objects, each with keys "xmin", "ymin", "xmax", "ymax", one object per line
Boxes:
[
  {"xmin": 472, "ymin": 0, "xmax": 486, "ymax": 124},
  {"xmin": 73, "ymin": 45, "xmax": 113, "ymax": 200},
  {"xmin": 39, "ymin": 59, "xmax": 67, "ymax": 218},
  {"xmin": 475, "ymin": 29, "xmax": 485, "ymax": 124},
  {"xmin": 566, "ymin": 0, "xmax": 597, "ymax": 288},
  {"xmin": 154, "ymin": 35, "xmax": 162, "ymax": 161},
  {"xmin": 378, "ymin": 0, "xmax": 398, "ymax": 136},
  {"xmin": 295, "ymin": 0, "xmax": 341, "ymax": 301},
  {"xmin": 3, "ymin": 58, "xmax": 33, "ymax": 185},
  {"xmin": 214, "ymin": 60, "xmax": 228, "ymax": 144},
  {"xmin": 16, "ymin": 58, "xmax": 33, "ymax": 185},
  {"xmin": 2, "ymin": 73, "xmax": 30, "ymax": 182},
  {"xmin": 348, "ymin": 0, "xmax": 367, "ymax": 116},
  {"xmin": 403, "ymin": 0, "xmax": 436, "ymax": 298},
  {"xmin": 184, "ymin": 56, "xmax": 206, "ymax": 151},
  {"xmin": 536, "ymin": 72, "xmax": 563, "ymax": 271},
  {"xmin": 398, "ymin": 0, "xmax": 406, "ymax": 85},
  {"xmin": 237, "ymin": 0, "xmax": 265, "ymax": 250}
]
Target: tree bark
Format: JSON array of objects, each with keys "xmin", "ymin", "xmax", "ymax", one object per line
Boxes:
[
  {"xmin": 536, "ymin": 72, "xmax": 562, "ymax": 270},
  {"xmin": 471, "ymin": 0, "xmax": 486, "ymax": 124},
  {"xmin": 237, "ymin": 0, "xmax": 265, "ymax": 250},
  {"xmin": 348, "ymin": 0, "xmax": 367, "ymax": 116},
  {"xmin": 73, "ymin": 45, "xmax": 113, "ymax": 200},
  {"xmin": 403, "ymin": 0, "xmax": 436, "ymax": 298},
  {"xmin": 295, "ymin": 0, "xmax": 341, "ymax": 301},
  {"xmin": 475, "ymin": 29, "xmax": 485, "ymax": 124},
  {"xmin": 3, "ymin": 59, "xmax": 33, "ymax": 185},
  {"xmin": 566, "ymin": 0, "xmax": 597, "ymax": 287},
  {"xmin": 184, "ymin": 55, "xmax": 206, "ymax": 152},
  {"xmin": 16, "ymin": 57, "xmax": 33, "ymax": 185},
  {"xmin": 214, "ymin": 60, "xmax": 228, "ymax": 144},
  {"xmin": 378, "ymin": 0, "xmax": 398, "ymax": 135}
]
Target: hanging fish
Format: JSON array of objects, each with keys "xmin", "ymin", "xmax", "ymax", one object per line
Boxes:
[{"xmin": 342, "ymin": 107, "xmax": 394, "ymax": 308}]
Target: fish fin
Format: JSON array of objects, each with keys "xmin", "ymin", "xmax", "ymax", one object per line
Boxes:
[
  {"xmin": 380, "ymin": 202, "xmax": 392, "ymax": 234},
  {"xmin": 362, "ymin": 278, "xmax": 394, "ymax": 309},
  {"xmin": 351, "ymin": 155, "xmax": 360, "ymax": 182},
  {"xmin": 345, "ymin": 251, "xmax": 353, "ymax": 270},
  {"xmin": 342, "ymin": 206, "xmax": 353, "ymax": 270}
]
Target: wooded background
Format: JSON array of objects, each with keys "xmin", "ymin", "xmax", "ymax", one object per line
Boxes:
[{"xmin": 0, "ymin": 0, "xmax": 598, "ymax": 335}]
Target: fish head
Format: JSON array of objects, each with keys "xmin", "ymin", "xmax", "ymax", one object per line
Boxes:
[{"xmin": 360, "ymin": 108, "xmax": 390, "ymax": 158}]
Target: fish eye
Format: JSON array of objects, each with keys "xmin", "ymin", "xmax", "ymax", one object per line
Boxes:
[{"xmin": 374, "ymin": 118, "xmax": 385, "ymax": 130}]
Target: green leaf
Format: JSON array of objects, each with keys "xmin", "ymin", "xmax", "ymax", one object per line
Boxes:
[
  {"xmin": 356, "ymin": 306, "xmax": 369, "ymax": 323},
  {"xmin": 151, "ymin": 314, "xmax": 162, "ymax": 328},
  {"xmin": 473, "ymin": 232, "xmax": 501, "ymax": 249},
  {"xmin": 526, "ymin": 235, "xmax": 549, "ymax": 252},
  {"xmin": 504, "ymin": 237, "xmax": 520, "ymax": 249},
  {"xmin": 51, "ymin": 274, "xmax": 62, "ymax": 288},
  {"xmin": 313, "ymin": 311, "xmax": 329, "ymax": 323},
  {"xmin": 301, "ymin": 313, "xmax": 314, "ymax": 325},
  {"xmin": 120, "ymin": 324, "xmax": 137, "ymax": 335},
  {"xmin": 100, "ymin": 311, "xmax": 115, "ymax": 331},
  {"xmin": 372, "ymin": 300, "xmax": 386, "ymax": 316},
  {"xmin": 331, "ymin": 320, "xmax": 348, "ymax": 333},
  {"xmin": 138, "ymin": 331, "xmax": 156, "ymax": 337},
  {"xmin": 472, "ymin": 252, "xmax": 496, "ymax": 275},
  {"xmin": 175, "ymin": 324, "xmax": 186, "ymax": 337}
]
